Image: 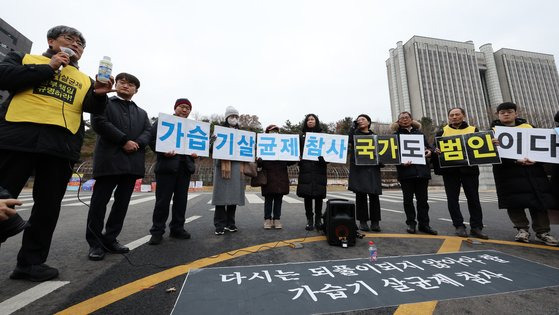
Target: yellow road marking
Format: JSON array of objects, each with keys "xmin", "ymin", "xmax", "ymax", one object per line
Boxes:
[
  {"xmin": 56, "ymin": 234, "xmax": 559, "ymax": 315},
  {"xmin": 393, "ymin": 237, "xmax": 464, "ymax": 315}
]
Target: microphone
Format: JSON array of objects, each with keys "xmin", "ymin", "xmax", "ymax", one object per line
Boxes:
[{"xmin": 58, "ymin": 47, "xmax": 75, "ymax": 71}]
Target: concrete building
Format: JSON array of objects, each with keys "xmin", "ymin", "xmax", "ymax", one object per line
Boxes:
[
  {"xmin": 0, "ymin": 18, "xmax": 32, "ymax": 103},
  {"xmin": 387, "ymin": 36, "xmax": 559, "ymax": 129}
]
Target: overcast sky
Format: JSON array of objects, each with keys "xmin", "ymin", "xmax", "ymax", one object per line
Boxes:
[{"xmin": 3, "ymin": 0, "xmax": 558, "ymax": 127}]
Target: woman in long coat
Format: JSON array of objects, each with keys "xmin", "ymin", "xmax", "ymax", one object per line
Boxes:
[
  {"xmin": 212, "ymin": 106, "xmax": 246, "ymax": 235},
  {"xmin": 348, "ymin": 114, "xmax": 382, "ymax": 232},
  {"xmin": 297, "ymin": 114, "xmax": 327, "ymax": 231},
  {"xmin": 259, "ymin": 124, "xmax": 293, "ymax": 229}
]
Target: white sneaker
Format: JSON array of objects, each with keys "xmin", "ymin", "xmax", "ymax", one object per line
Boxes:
[
  {"xmin": 273, "ymin": 219, "xmax": 282, "ymax": 229},
  {"xmin": 536, "ymin": 232, "xmax": 559, "ymax": 246},
  {"xmin": 264, "ymin": 219, "xmax": 272, "ymax": 229},
  {"xmin": 514, "ymin": 229, "xmax": 530, "ymax": 243}
]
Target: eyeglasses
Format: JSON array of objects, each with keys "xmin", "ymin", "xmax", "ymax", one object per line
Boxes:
[
  {"xmin": 116, "ymin": 80, "xmax": 136, "ymax": 87},
  {"xmin": 61, "ymin": 35, "xmax": 85, "ymax": 48},
  {"xmin": 176, "ymin": 104, "xmax": 191, "ymax": 110}
]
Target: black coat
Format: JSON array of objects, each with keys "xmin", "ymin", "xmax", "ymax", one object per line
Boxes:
[
  {"xmin": 491, "ymin": 119, "xmax": 556, "ymax": 209},
  {"xmin": 393, "ymin": 126, "xmax": 432, "ymax": 181},
  {"xmin": 149, "ymin": 119, "xmax": 196, "ymax": 175},
  {"xmin": 347, "ymin": 128, "xmax": 382, "ymax": 195},
  {"xmin": 259, "ymin": 160, "xmax": 292, "ymax": 196},
  {"xmin": 0, "ymin": 51, "xmax": 107, "ymax": 162},
  {"xmin": 432, "ymin": 122, "xmax": 479, "ymax": 176},
  {"xmin": 91, "ymin": 96, "xmax": 151, "ymax": 178},
  {"xmin": 296, "ymin": 133, "xmax": 327, "ymax": 199}
]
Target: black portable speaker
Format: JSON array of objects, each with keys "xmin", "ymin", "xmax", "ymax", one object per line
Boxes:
[{"xmin": 322, "ymin": 199, "xmax": 357, "ymax": 247}]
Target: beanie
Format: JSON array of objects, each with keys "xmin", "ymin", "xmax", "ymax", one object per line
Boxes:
[
  {"xmin": 225, "ymin": 106, "xmax": 239, "ymax": 119},
  {"xmin": 265, "ymin": 124, "xmax": 279, "ymax": 133},
  {"xmin": 175, "ymin": 98, "xmax": 191, "ymax": 109}
]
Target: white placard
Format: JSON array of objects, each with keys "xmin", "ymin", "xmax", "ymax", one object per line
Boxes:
[
  {"xmin": 399, "ymin": 134, "xmax": 426, "ymax": 165},
  {"xmin": 212, "ymin": 125, "xmax": 256, "ymax": 162},
  {"xmin": 301, "ymin": 132, "xmax": 349, "ymax": 164},
  {"xmin": 494, "ymin": 126, "xmax": 559, "ymax": 164},
  {"xmin": 256, "ymin": 133, "xmax": 300, "ymax": 161},
  {"xmin": 155, "ymin": 113, "xmax": 210, "ymax": 157}
]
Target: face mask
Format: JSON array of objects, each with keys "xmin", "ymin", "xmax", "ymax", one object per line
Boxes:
[{"xmin": 227, "ymin": 117, "xmax": 238, "ymax": 126}]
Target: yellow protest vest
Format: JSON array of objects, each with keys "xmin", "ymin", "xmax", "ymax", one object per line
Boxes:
[
  {"xmin": 442, "ymin": 124, "xmax": 476, "ymax": 137},
  {"xmin": 6, "ymin": 54, "xmax": 91, "ymax": 134}
]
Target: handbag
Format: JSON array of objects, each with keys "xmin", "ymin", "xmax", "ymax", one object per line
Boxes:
[
  {"xmin": 243, "ymin": 162, "xmax": 258, "ymax": 178},
  {"xmin": 250, "ymin": 168, "xmax": 267, "ymax": 187}
]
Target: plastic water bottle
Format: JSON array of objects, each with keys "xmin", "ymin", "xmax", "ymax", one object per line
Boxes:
[
  {"xmin": 97, "ymin": 56, "xmax": 112, "ymax": 83},
  {"xmin": 368, "ymin": 241, "xmax": 377, "ymax": 262}
]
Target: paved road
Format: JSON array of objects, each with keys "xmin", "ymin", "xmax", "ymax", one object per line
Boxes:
[{"xmin": 1, "ymin": 188, "xmax": 558, "ymax": 314}]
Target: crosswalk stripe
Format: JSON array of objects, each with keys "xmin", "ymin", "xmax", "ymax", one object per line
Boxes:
[
  {"xmin": 126, "ymin": 236, "xmax": 151, "ymax": 251},
  {"xmin": 246, "ymin": 194, "xmax": 264, "ymax": 204},
  {"xmin": 438, "ymin": 218, "xmax": 470, "ymax": 225},
  {"xmin": 128, "ymin": 196, "xmax": 156, "ymax": 205},
  {"xmin": 187, "ymin": 193, "xmax": 200, "ymax": 200},
  {"xmin": 381, "ymin": 208, "xmax": 404, "ymax": 214},
  {"xmin": 282, "ymin": 196, "xmax": 303, "ymax": 204},
  {"xmin": 0, "ymin": 281, "xmax": 70, "ymax": 314},
  {"xmin": 185, "ymin": 215, "xmax": 201, "ymax": 223}
]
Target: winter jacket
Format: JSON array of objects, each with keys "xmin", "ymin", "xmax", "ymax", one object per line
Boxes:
[
  {"xmin": 258, "ymin": 160, "xmax": 293, "ymax": 196},
  {"xmin": 149, "ymin": 119, "xmax": 196, "ymax": 175},
  {"xmin": 296, "ymin": 133, "xmax": 328, "ymax": 199},
  {"xmin": 91, "ymin": 96, "xmax": 151, "ymax": 178},
  {"xmin": 347, "ymin": 128, "xmax": 382, "ymax": 195},
  {"xmin": 391, "ymin": 121, "xmax": 432, "ymax": 181},
  {"xmin": 432, "ymin": 121, "xmax": 479, "ymax": 176},
  {"xmin": 491, "ymin": 118, "xmax": 556, "ymax": 209},
  {"xmin": 0, "ymin": 51, "xmax": 107, "ymax": 162}
]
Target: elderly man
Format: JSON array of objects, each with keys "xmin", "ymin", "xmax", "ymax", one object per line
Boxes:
[{"xmin": 0, "ymin": 25, "xmax": 112, "ymax": 281}]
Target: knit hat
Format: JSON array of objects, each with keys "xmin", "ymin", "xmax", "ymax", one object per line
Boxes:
[
  {"xmin": 224, "ymin": 106, "xmax": 239, "ymax": 119},
  {"xmin": 357, "ymin": 114, "xmax": 371, "ymax": 123},
  {"xmin": 265, "ymin": 124, "xmax": 279, "ymax": 133},
  {"xmin": 175, "ymin": 98, "xmax": 191, "ymax": 109}
]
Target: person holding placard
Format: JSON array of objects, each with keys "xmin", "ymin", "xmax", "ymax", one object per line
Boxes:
[
  {"xmin": 392, "ymin": 112, "xmax": 437, "ymax": 235},
  {"xmin": 212, "ymin": 106, "xmax": 246, "ymax": 235},
  {"xmin": 348, "ymin": 114, "xmax": 382, "ymax": 232},
  {"xmin": 258, "ymin": 124, "xmax": 293, "ymax": 229},
  {"xmin": 297, "ymin": 114, "xmax": 327, "ymax": 231},
  {"xmin": 148, "ymin": 98, "xmax": 197, "ymax": 245},
  {"xmin": 490, "ymin": 102, "xmax": 558, "ymax": 246},
  {"xmin": 433, "ymin": 107, "xmax": 488, "ymax": 239}
]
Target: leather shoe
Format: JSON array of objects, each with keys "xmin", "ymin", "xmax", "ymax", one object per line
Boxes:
[
  {"xmin": 418, "ymin": 226, "xmax": 438, "ymax": 235},
  {"xmin": 88, "ymin": 246, "xmax": 105, "ymax": 261},
  {"xmin": 359, "ymin": 221, "xmax": 370, "ymax": 232},
  {"xmin": 370, "ymin": 221, "xmax": 381, "ymax": 232},
  {"xmin": 10, "ymin": 263, "xmax": 59, "ymax": 282},
  {"xmin": 455, "ymin": 226, "xmax": 468, "ymax": 237},
  {"xmin": 406, "ymin": 225, "xmax": 416, "ymax": 234},
  {"xmin": 104, "ymin": 241, "xmax": 129, "ymax": 254},
  {"xmin": 170, "ymin": 230, "xmax": 191, "ymax": 239},
  {"xmin": 470, "ymin": 228, "xmax": 489, "ymax": 240},
  {"xmin": 148, "ymin": 234, "xmax": 163, "ymax": 245}
]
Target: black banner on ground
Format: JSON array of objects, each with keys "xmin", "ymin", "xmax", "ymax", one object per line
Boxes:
[{"xmin": 172, "ymin": 250, "xmax": 559, "ymax": 315}]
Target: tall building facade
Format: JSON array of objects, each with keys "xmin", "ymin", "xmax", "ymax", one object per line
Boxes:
[
  {"xmin": 0, "ymin": 18, "xmax": 32, "ymax": 103},
  {"xmin": 387, "ymin": 36, "xmax": 559, "ymax": 129}
]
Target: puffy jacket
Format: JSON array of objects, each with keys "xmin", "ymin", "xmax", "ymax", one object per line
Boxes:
[
  {"xmin": 258, "ymin": 160, "xmax": 293, "ymax": 196},
  {"xmin": 91, "ymin": 96, "xmax": 151, "ymax": 178},
  {"xmin": 0, "ymin": 51, "xmax": 107, "ymax": 162},
  {"xmin": 296, "ymin": 133, "xmax": 328, "ymax": 199},
  {"xmin": 491, "ymin": 118, "xmax": 556, "ymax": 209},
  {"xmin": 347, "ymin": 128, "xmax": 382, "ymax": 195}
]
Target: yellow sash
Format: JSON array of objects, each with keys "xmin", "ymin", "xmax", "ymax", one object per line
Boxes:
[
  {"xmin": 6, "ymin": 54, "xmax": 91, "ymax": 134},
  {"xmin": 442, "ymin": 124, "xmax": 476, "ymax": 136}
]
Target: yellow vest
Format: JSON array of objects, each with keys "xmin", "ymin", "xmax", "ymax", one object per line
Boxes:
[
  {"xmin": 6, "ymin": 54, "xmax": 91, "ymax": 134},
  {"xmin": 442, "ymin": 124, "xmax": 476, "ymax": 136},
  {"xmin": 491, "ymin": 123, "xmax": 533, "ymax": 131}
]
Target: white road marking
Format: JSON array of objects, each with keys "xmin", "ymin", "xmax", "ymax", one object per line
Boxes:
[
  {"xmin": 282, "ymin": 196, "xmax": 303, "ymax": 204},
  {"xmin": 128, "ymin": 196, "xmax": 156, "ymax": 205},
  {"xmin": 438, "ymin": 218, "xmax": 470, "ymax": 225},
  {"xmin": 0, "ymin": 281, "xmax": 70, "ymax": 315},
  {"xmin": 208, "ymin": 207, "xmax": 215, "ymax": 212},
  {"xmin": 381, "ymin": 208, "xmax": 404, "ymax": 213},
  {"xmin": 185, "ymin": 215, "xmax": 201, "ymax": 223},
  {"xmin": 246, "ymin": 194, "xmax": 264, "ymax": 204},
  {"xmin": 126, "ymin": 235, "xmax": 151, "ymax": 250}
]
